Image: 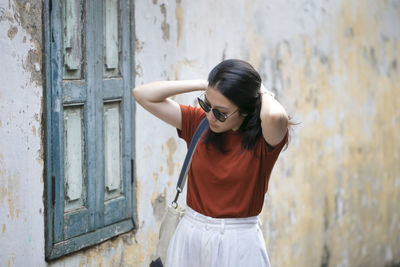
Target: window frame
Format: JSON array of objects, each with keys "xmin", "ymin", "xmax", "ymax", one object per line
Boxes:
[{"xmin": 44, "ymin": 0, "xmax": 137, "ymax": 260}]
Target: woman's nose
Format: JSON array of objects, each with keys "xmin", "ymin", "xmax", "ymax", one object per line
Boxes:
[{"xmin": 206, "ymin": 111, "xmax": 217, "ymax": 123}]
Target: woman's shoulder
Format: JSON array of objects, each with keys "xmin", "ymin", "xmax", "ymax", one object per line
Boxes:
[
  {"xmin": 178, "ymin": 104, "xmax": 206, "ymax": 143},
  {"xmin": 180, "ymin": 104, "xmax": 206, "ymax": 124}
]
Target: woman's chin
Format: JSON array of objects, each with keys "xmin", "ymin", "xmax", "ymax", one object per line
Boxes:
[
  {"xmin": 209, "ymin": 124, "xmax": 219, "ymax": 132},
  {"xmin": 209, "ymin": 125, "xmax": 225, "ymax": 133}
]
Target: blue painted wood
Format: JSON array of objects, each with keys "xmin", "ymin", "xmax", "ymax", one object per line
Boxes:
[
  {"xmin": 50, "ymin": 0, "xmax": 92, "ymax": 244},
  {"xmin": 103, "ymin": 78, "xmax": 124, "ymax": 99},
  {"xmin": 63, "ymin": 80, "xmax": 87, "ymax": 103},
  {"xmin": 104, "ymin": 0, "xmax": 119, "ymax": 70},
  {"xmin": 51, "ymin": 0, "xmax": 65, "ymax": 243},
  {"xmin": 102, "ymin": 0, "xmax": 133, "ymax": 226},
  {"xmin": 64, "ymin": 0, "xmax": 82, "ymax": 72},
  {"xmin": 44, "ymin": 0, "xmax": 54, "ymax": 258},
  {"xmin": 120, "ymin": 0, "xmax": 133, "ymax": 221},
  {"xmin": 48, "ymin": 219, "xmax": 134, "ymax": 260},
  {"xmin": 130, "ymin": 0, "xmax": 137, "ymax": 224},
  {"xmin": 91, "ymin": 0, "xmax": 105, "ymax": 230},
  {"xmin": 104, "ymin": 197, "xmax": 124, "ymax": 225},
  {"xmin": 64, "ymin": 210, "xmax": 90, "ymax": 239},
  {"xmin": 104, "ymin": 102, "xmax": 122, "ymax": 195},
  {"xmin": 103, "ymin": 0, "xmax": 120, "ymax": 78},
  {"xmin": 45, "ymin": 0, "xmax": 135, "ymax": 260},
  {"xmin": 63, "ymin": 106, "xmax": 85, "ymax": 206}
]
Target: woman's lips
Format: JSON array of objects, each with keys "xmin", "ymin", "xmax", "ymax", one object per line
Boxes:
[{"xmin": 209, "ymin": 122, "xmax": 218, "ymax": 129}]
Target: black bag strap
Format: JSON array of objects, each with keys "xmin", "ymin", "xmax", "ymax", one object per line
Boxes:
[{"xmin": 171, "ymin": 117, "xmax": 208, "ymax": 208}]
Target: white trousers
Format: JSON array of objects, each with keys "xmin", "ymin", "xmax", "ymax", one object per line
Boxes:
[{"xmin": 165, "ymin": 207, "xmax": 271, "ymax": 267}]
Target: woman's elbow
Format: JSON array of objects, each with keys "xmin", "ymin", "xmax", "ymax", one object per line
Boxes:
[
  {"xmin": 132, "ymin": 86, "xmax": 143, "ymax": 103},
  {"xmin": 271, "ymin": 112, "xmax": 289, "ymax": 136}
]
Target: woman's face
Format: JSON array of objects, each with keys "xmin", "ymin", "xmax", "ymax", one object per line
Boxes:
[{"xmin": 203, "ymin": 86, "xmax": 245, "ymax": 133}]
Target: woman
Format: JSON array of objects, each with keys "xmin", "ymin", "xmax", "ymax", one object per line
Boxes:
[{"xmin": 133, "ymin": 59, "xmax": 289, "ymax": 267}]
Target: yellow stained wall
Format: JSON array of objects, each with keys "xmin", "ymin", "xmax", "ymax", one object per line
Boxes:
[{"xmin": 260, "ymin": 1, "xmax": 400, "ymax": 267}]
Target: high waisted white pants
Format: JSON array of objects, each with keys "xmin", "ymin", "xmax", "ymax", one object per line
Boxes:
[{"xmin": 165, "ymin": 207, "xmax": 271, "ymax": 267}]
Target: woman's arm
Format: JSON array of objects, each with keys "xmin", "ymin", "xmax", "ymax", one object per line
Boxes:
[
  {"xmin": 259, "ymin": 86, "xmax": 289, "ymax": 147},
  {"xmin": 132, "ymin": 80, "xmax": 207, "ymax": 130}
]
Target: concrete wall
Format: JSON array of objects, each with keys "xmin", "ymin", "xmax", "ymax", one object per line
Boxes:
[{"xmin": 0, "ymin": 0, "xmax": 399, "ymax": 266}]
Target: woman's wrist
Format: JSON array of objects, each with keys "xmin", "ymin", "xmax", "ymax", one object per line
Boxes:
[
  {"xmin": 198, "ymin": 79, "xmax": 208, "ymax": 91},
  {"xmin": 260, "ymin": 83, "xmax": 275, "ymax": 98},
  {"xmin": 179, "ymin": 79, "xmax": 207, "ymax": 92}
]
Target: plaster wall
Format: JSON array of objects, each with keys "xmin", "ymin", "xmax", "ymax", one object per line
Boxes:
[
  {"xmin": 135, "ymin": 1, "xmax": 400, "ymax": 266},
  {"xmin": 0, "ymin": 0, "xmax": 399, "ymax": 266},
  {"xmin": 0, "ymin": 0, "xmax": 44, "ymax": 266}
]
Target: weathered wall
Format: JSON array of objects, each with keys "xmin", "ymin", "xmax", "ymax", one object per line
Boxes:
[
  {"xmin": 256, "ymin": 1, "xmax": 400, "ymax": 266},
  {"xmin": 0, "ymin": 0, "xmax": 399, "ymax": 266},
  {"xmin": 0, "ymin": 0, "xmax": 45, "ymax": 266},
  {"xmin": 134, "ymin": 0, "xmax": 400, "ymax": 267}
]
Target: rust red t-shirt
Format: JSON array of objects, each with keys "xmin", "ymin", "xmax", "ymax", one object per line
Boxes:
[{"xmin": 177, "ymin": 104, "xmax": 288, "ymax": 218}]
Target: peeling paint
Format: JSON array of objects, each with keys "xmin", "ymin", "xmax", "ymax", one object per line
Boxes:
[
  {"xmin": 7, "ymin": 25, "xmax": 18, "ymax": 39},
  {"xmin": 152, "ymin": 172, "xmax": 158, "ymax": 183},
  {"xmin": 1, "ymin": 1, "xmax": 45, "ymax": 263},
  {"xmin": 162, "ymin": 137, "xmax": 177, "ymax": 176},
  {"xmin": 151, "ymin": 191, "xmax": 166, "ymax": 221},
  {"xmin": 4, "ymin": 0, "xmax": 43, "ymax": 86},
  {"xmin": 33, "ymin": 113, "xmax": 39, "ymax": 122},
  {"xmin": 175, "ymin": 0, "xmax": 183, "ymax": 47},
  {"xmin": 135, "ymin": 64, "xmax": 143, "ymax": 78},
  {"xmin": 31, "ymin": 125, "xmax": 36, "ymax": 136},
  {"xmin": 135, "ymin": 37, "xmax": 144, "ymax": 53},
  {"xmin": 136, "ymin": 179, "xmax": 142, "ymax": 210},
  {"xmin": 174, "ymin": 58, "xmax": 198, "ymax": 80},
  {"xmin": 6, "ymin": 173, "xmax": 21, "ymax": 220},
  {"xmin": 0, "ymin": 7, "xmax": 7, "ymax": 21},
  {"xmin": 23, "ymin": 44, "xmax": 42, "ymax": 86},
  {"xmin": 160, "ymin": 4, "xmax": 170, "ymax": 41}
]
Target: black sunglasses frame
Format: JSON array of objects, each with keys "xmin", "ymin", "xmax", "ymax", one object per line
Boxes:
[{"xmin": 197, "ymin": 94, "xmax": 238, "ymax": 122}]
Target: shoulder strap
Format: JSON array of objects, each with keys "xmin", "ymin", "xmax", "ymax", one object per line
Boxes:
[{"xmin": 171, "ymin": 117, "xmax": 209, "ymax": 208}]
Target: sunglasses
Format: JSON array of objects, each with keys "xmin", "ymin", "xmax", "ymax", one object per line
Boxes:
[{"xmin": 197, "ymin": 93, "xmax": 238, "ymax": 122}]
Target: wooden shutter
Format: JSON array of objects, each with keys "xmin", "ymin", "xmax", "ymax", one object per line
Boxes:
[{"xmin": 46, "ymin": 0, "xmax": 135, "ymax": 259}]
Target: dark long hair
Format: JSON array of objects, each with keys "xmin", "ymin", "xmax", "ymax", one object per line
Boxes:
[{"xmin": 203, "ymin": 59, "xmax": 263, "ymax": 153}]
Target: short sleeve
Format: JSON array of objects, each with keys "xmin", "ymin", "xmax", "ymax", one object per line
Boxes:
[{"xmin": 177, "ymin": 104, "xmax": 206, "ymax": 145}]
